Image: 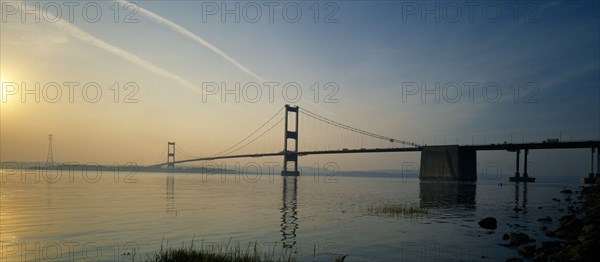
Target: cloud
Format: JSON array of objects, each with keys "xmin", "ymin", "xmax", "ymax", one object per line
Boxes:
[
  {"xmin": 117, "ymin": 0, "xmax": 267, "ymax": 82},
  {"xmin": 19, "ymin": 2, "xmax": 203, "ymax": 94}
]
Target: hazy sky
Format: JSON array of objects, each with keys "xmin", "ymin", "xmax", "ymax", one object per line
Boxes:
[{"xmin": 1, "ymin": 0, "xmax": 599, "ymax": 176}]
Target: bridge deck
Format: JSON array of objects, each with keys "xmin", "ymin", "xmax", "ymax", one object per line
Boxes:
[
  {"xmin": 461, "ymin": 141, "xmax": 600, "ymax": 151},
  {"xmin": 156, "ymin": 140, "xmax": 600, "ymax": 167}
]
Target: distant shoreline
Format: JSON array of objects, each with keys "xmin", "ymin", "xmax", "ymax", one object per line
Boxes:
[
  {"xmin": 0, "ymin": 162, "xmax": 233, "ymax": 174},
  {"xmin": 0, "ymin": 162, "xmax": 591, "ymax": 182}
]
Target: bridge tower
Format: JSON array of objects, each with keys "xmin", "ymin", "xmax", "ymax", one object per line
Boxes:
[
  {"xmin": 282, "ymin": 105, "xmax": 300, "ymax": 176},
  {"xmin": 46, "ymin": 134, "xmax": 54, "ymax": 165},
  {"xmin": 167, "ymin": 142, "xmax": 175, "ymax": 168}
]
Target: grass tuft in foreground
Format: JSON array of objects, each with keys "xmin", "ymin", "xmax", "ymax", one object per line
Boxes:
[{"xmin": 150, "ymin": 237, "xmax": 298, "ymax": 262}]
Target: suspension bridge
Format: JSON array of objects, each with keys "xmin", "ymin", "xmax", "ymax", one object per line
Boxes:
[{"xmin": 152, "ymin": 105, "xmax": 600, "ymax": 182}]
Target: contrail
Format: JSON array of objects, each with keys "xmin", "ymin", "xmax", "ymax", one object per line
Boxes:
[
  {"xmin": 117, "ymin": 0, "xmax": 337, "ymax": 115},
  {"xmin": 20, "ymin": 2, "xmax": 203, "ymax": 94},
  {"xmin": 118, "ymin": 0, "xmax": 267, "ymax": 82}
]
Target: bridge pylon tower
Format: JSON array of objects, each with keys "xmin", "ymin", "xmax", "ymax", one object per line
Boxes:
[
  {"xmin": 46, "ymin": 134, "xmax": 54, "ymax": 165},
  {"xmin": 282, "ymin": 105, "xmax": 300, "ymax": 176},
  {"xmin": 167, "ymin": 142, "xmax": 175, "ymax": 168}
]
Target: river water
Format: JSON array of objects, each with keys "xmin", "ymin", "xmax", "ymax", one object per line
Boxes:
[{"xmin": 0, "ymin": 170, "xmax": 582, "ymax": 261}]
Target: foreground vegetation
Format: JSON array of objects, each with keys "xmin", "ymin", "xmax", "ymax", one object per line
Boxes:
[{"xmin": 148, "ymin": 238, "xmax": 300, "ymax": 262}]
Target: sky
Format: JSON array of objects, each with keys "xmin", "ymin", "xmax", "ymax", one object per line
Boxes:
[{"xmin": 1, "ymin": 0, "xmax": 599, "ymax": 177}]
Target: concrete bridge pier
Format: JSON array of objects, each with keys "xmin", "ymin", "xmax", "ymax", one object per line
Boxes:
[
  {"xmin": 509, "ymin": 149, "xmax": 535, "ymax": 182},
  {"xmin": 524, "ymin": 149, "xmax": 529, "ymax": 178},
  {"xmin": 419, "ymin": 145, "xmax": 476, "ymax": 181},
  {"xmin": 597, "ymin": 147, "xmax": 600, "ymax": 177},
  {"xmin": 582, "ymin": 147, "xmax": 599, "ymax": 184},
  {"xmin": 514, "ymin": 149, "xmax": 521, "ymax": 178},
  {"xmin": 590, "ymin": 147, "xmax": 595, "ymax": 177}
]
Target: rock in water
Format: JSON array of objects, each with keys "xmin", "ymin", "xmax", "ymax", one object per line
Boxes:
[
  {"xmin": 517, "ymin": 244, "xmax": 536, "ymax": 257},
  {"xmin": 508, "ymin": 232, "xmax": 530, "ymax": 246},
  {"xmin": 560, "ymin": 189, "xmax": 573, "ymax": 194},
  {"xmin": 478, "ymin": 217, "xmax": 497, "ymax": 230},
  {"xmin": 537, "ymin": 216, "xmax": 552, "ymax": 222},
  {"xmin": 554, "ymin": 215, "xmax": 583, "ymax": 239}
]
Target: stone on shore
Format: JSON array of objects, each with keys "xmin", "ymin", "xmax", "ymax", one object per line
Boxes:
[
  {"xmin": 478, "ymin": 217, "xmax": 497, "ymax": 230},
  {"xmin": 537, "ymin": 216, "xmax": 552, "ymax": 222},
  {"xmin": 508, "ymin": 232, "xmax": 530, "ymax": 246}
]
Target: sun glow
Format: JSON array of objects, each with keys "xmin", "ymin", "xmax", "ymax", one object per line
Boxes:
[
  {"xmin": 1, "ymin": 74, "xmax": 5, "ymax": 103},
  {"xmin": 1, "ymin": 73, "xmax": 13, "ymax": 105}
]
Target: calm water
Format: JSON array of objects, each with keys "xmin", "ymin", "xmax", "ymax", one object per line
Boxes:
[{"xmin": 0, "ymin": 170, "xmax": 582, "ymax": 261}]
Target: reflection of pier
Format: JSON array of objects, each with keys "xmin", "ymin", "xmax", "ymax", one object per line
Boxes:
[
  {"xmin": 419, "ymin": 182, "xmax": 476, "ymax": 208},
  {"xmin": 280, "ymin": 176, "xmax": 298, "ymax": 249},
  {"xmin": 513, "ymin": 182, "xmax": 528, "ymax": 212},
  {"xmin": 166, "ymin": 175, "xmax": 175, "ymax": 214}
]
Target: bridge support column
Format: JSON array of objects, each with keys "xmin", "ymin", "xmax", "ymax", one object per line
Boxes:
[
  {"xmin": 514, "ymin": 149, "xmax": 521, "ymax": 177},
  {"xmin": 282, "ymin": 105, "xmax": 300, "ymax": 176},
  {"xmin": 167, "ymin": 142, "xmax": 175, "ymax": 169},
  {"xmin": 509, "ymin": 149, "xmax": 535, "ymax": 182},
  {"xmin": 581, "ymin": 147, "xmax": 598, "ymax": 184},
  {"xmin": 597, "ymin": 147, "xmax": 600, "ymax": 178},
  {"xmin": 523, "ymin": 149, "xmax": 529, "ymax": 178},
  {"xmin": 591, "ymin": 147, "xmax": 595, "ymax": 177}
]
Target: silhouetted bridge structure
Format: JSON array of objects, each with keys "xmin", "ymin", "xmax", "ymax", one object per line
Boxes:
[{"xmin": 154, "ymin": 105, "xmax": 600, "ymax": 182}]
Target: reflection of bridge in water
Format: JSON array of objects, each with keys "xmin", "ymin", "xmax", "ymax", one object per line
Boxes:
[
  {"xmin": 161, "ymin": 175, "xmax": 300, "ymax": 249},
  {"xmin": 419, "ymin": 181, "xmax": 531, "ymax": 214},
  {"xmin": 514, "ymin": 182, "xmax": 528, "ymax": 212},
  {"xmin": 280, "ymin": 176, "xmax": 298, "ymax": 249},
  {"xmin": 419, "ymin": 182, "xmax": 476, "ymax": 208},
  {"xmin": 166, "ymin": 175, "xmax": 175, "ymax": 214},
  {"xmin": 153, "ymin": 105, "xmax": 600, "ymax": 183},
  {"xmin": 159, "ymin": 174, "xmax": 533, "ymax": 253}
]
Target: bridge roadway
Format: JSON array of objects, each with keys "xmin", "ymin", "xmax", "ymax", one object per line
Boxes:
[
  {"xmin": 156, "ymin": 140, "xmax": 600, "ymax": 167},
  {"xmin": 156, "ymin": 147, "xmax": 421, "ymax": 166},
  {"xmin": 462, "ymin": 140, "xmax": 600, "ymax": 151}
]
